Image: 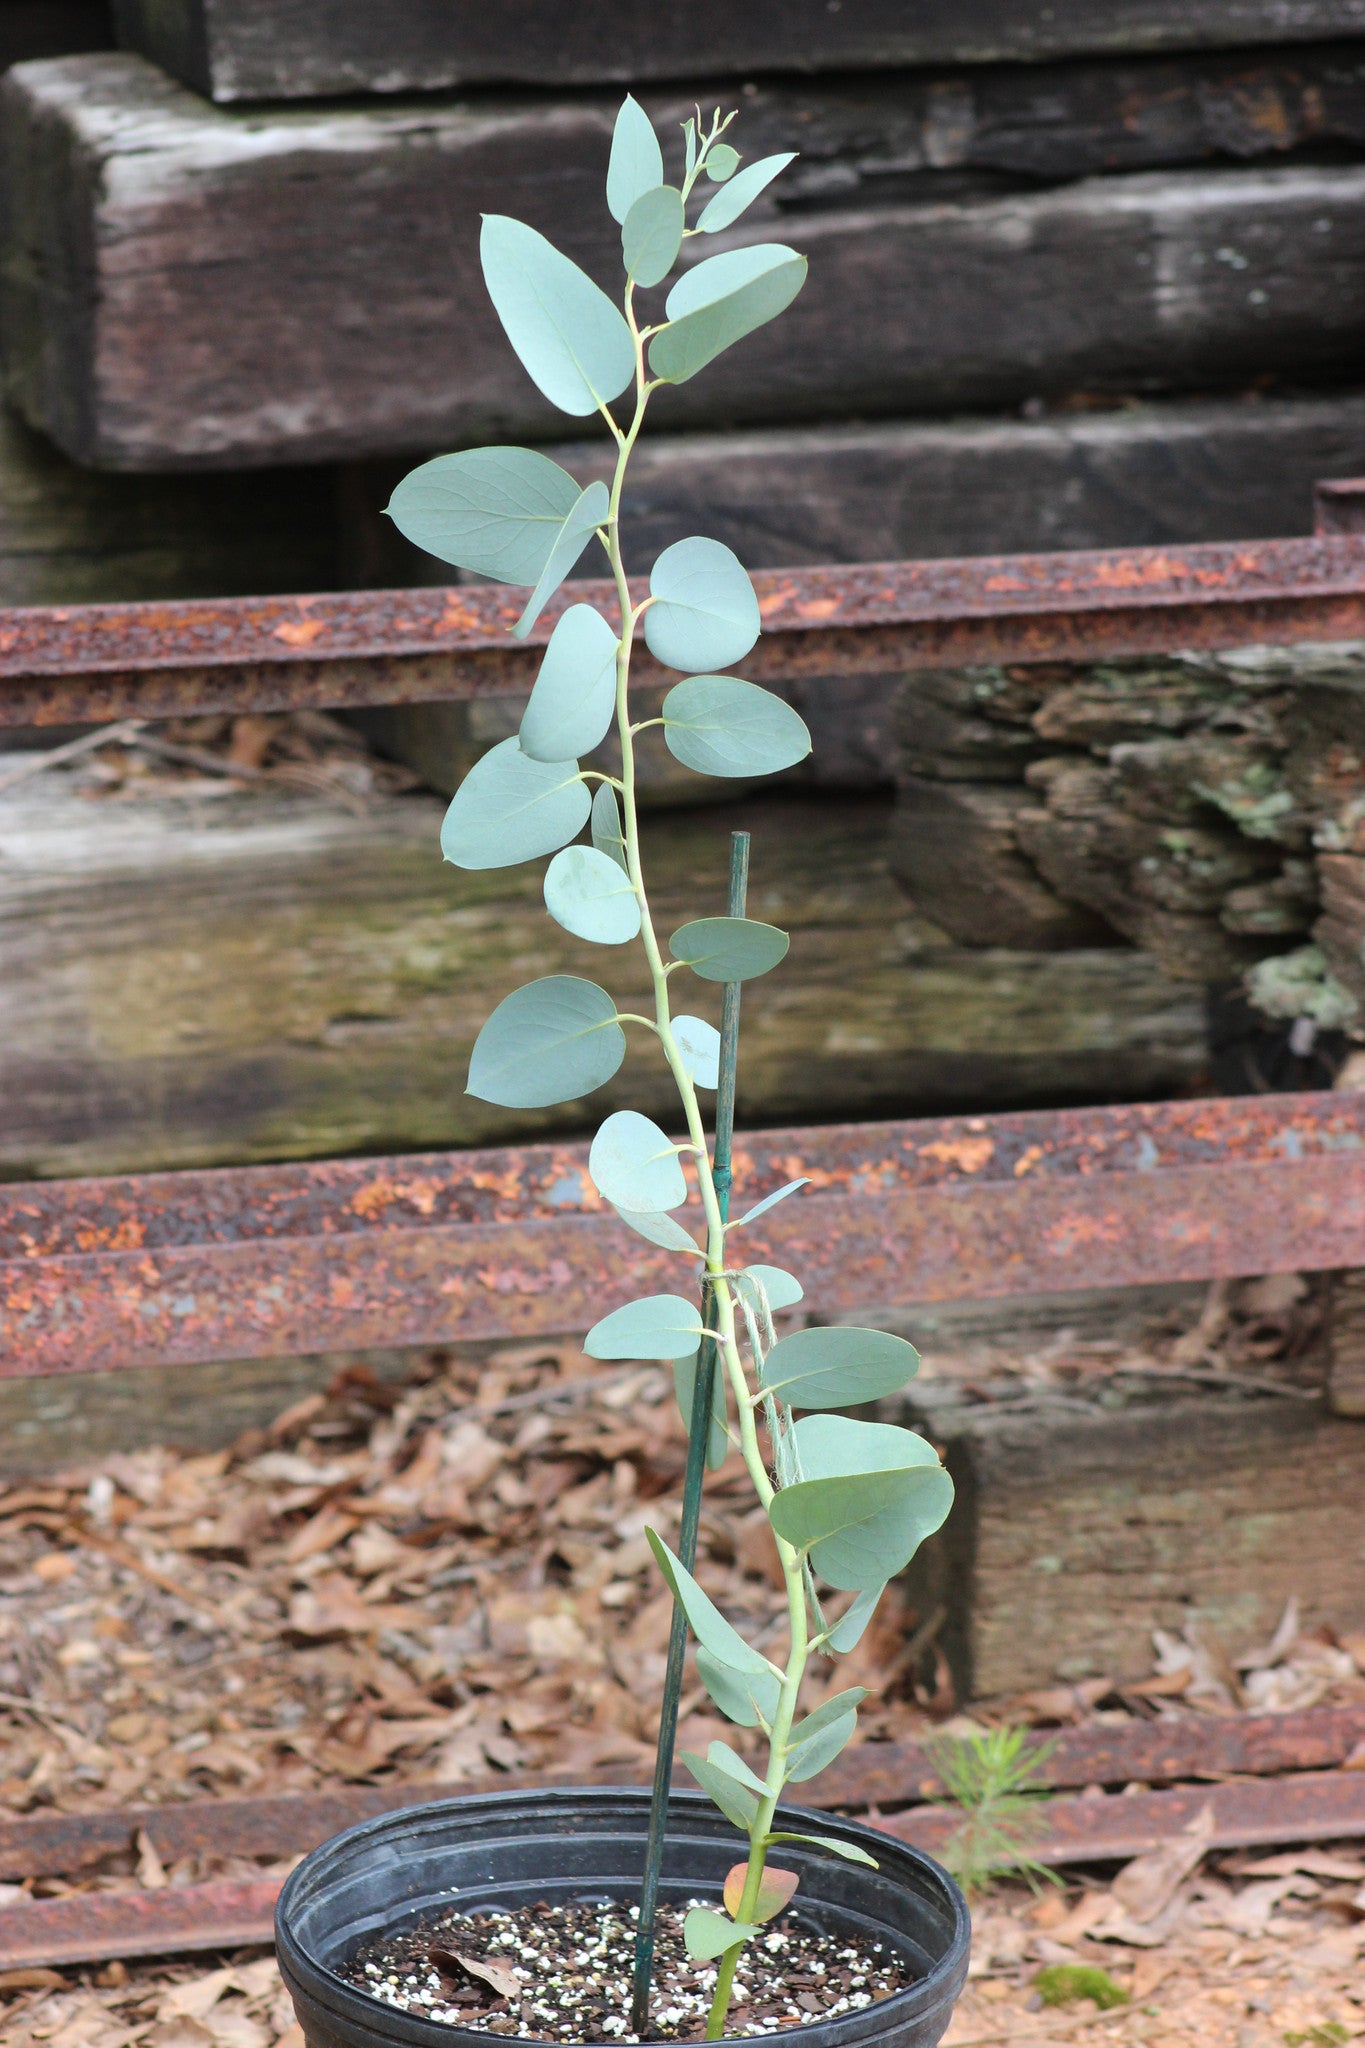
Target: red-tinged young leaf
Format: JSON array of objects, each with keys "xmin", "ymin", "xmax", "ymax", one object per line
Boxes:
[{"xmin": 723, "ymin": 1863, "xmax": 800, "ymax": 1922}]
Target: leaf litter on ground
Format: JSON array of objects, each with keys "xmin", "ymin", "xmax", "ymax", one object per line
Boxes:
[{"xmin": 1, "ymin": 1328, "xmax": 1364, "ymax": 2048}]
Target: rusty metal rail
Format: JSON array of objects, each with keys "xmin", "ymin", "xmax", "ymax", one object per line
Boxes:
[
  {"xmin": 5, "ymin": 1704, "xmax": 1365, "ymax": 1968},
  {"xmin": 3, "ymin": 1092, "xmax": 1364, "ymax": 1379},
  {"xmin": 8, "ymin": 1779, "xmax": 1365, "ymax": 1968},
  {"xmin": 6, "ymin": 534, "xmax": 1365, "ymax": 728},
  {"xmin": 6, "ymin": 1705, "xmax": 1363, "ymax": 1885}
]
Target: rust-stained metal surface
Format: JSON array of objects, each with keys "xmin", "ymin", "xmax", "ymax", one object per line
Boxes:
[
  {"xmin": 821, "ymin": 1703, "xmax": 1365, "ymax": 1811},
  {"xmin": 6, "ymin": 536, "xmax": 1365, "ymax": 727},
  {"xmin": 6, "ymin": 1768, "xmax": 1365, "ymax": 1967},
  {"xmin": 5, "ymin": 1707, "xmax": 1362, "ymax": 1884},
  {"xmin": 888, "ymin": 1768, "xmax": 1365, "ymax": 1868},
  {"xmin": 3, "ymin": 1093, "xmax": 1363, "ymax": 1381},
  {"xmin": 0, "ymin": 1878, "xmax": 283, "ymax": 1969}
]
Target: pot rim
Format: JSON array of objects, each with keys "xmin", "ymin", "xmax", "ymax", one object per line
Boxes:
[{"xmin": 276, "ymin": 1784, "xmax": 971, "ymax": 2048}]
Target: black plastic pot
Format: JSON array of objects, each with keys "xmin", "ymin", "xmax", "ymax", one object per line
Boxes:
[{"xmin": 276, "ymin": 1786, "xmax": 970, "ymax": 2048}]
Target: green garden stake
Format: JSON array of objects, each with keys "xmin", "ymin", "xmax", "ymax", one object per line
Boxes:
[{"xmin": 631, "ymin": 831, "xmax": 748, "ymax": 2036}]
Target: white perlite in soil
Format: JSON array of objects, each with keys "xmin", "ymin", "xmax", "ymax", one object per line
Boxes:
[{"xmin": 342, "ymin": 1896, "xmax": 917, "ymax": 2042}]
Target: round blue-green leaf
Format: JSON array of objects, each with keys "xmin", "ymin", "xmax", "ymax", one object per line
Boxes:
[
  {"xmin": 662, "ymin": 675, "xmax": 811, "ymax": 779},
  {"xmin": 707, "ymin": 1738, "xmax": 769, "ymax": 1797},
  {"xmin": 645, "ymin": 1528, "xmax": 774, "ymax": 1676},
  {"xmin": 786, "ymin": 1709, "xmax": 857, "ymax": 1784},
  {"xmin": 544, "ymin": 845, "xmax": 641, "ymax": 945},
  {"xmin": 589, "ymin": 1109, "xmax": 686, "ymax": 1210},
  {"xmin": 650, "ymin": 244, "xmax": 807, "ymax": 386},
  {"xmin": 784, "ymin": 1687, "xmax": 866, "ymax": 1783},
  {"xmin": 733, "ymin": 1177, "xmax": 809, "ymax": 1228},
  {"xmin": 673, "ymin": 1347, "xmax": 728, "ymax": 1469},
  {"xmin": 644, "ymin": 538, "xmax": 760, "ymax": 673},
  {"xmin": 738, "ymin": 1265, "xmax": 804, "ymax": 1314},
  {"xmin": 794, "ymin": 1415, "xmax": 942, "ymax": 1484},
  {"xmin": 683, "ymin": 1906, "xmax": 762, "ymax": 1960},
  {"xmin": 586, "ymin": 1294, "xmax": 704, "ymax": 1360},
  {"xmin": 622, "ymin": 184, "xmax": 684, "ymax": 287},
  {"xmin": 481, "ymin": 215, "xmax": 635, "ymax": 417},
  {"xmin": 521, "ymin": 604, "xmax": 620, "ymax": 764},
  {"xmin": 768, "ymin": 1830, "xmax": 878, "ymax": 1869},
  {"xmin": 768, "ymin": 1415, "xmax": 954, "ymax": 1592},
  {"xmin": 681, "ymin": 1755, "xmax": 756, "ymax": 1833},
  {"xmin": 696, "ymin": 1645, "xmax": 781, "ymax": 1729},
  {"xmin": 513, "ymin": 481, "xmax": 610, "ymax": 639},
  {"xmin": 671, "ymin": 915, "xmax": 789, "ymax": 982},
  {"xmin": 704, "ymin": 142, "xmax": 741, "ymax": 183},
  {"xmin": 386, "ymin": 447, "xmax": 580, "ymax": 583},
  {"xmin": 441, "ymin": 738, "xmax": 590, "ymax": 871},
  {"xmin": 673, "ymin": 1014, "xmax": 720, "ymax": 1089},
  {"xmin": 681, "ymin": 1760, "xmax": 756, "ymax": 1836},
  {"xmin": 467, "ymin": 975, "xmax": 624, "ymax": 1107},
  {"xmin": 698, "ymin": 152, "xmax": 797, "ymax": 233},
  {"xmin": 615, "ymin": 1206, "xmax": 699, "ymax": 1254},
  {"xmin": 591, "ymin": 781, "xmax": 629, "ymax": 871},
  {"xmin": 825, "ymin": 1585, "xmax": 884, "ymax": 1654},
  {"xmin": 607, "ymin": 95, "xmax": 663, "ymax": 225},
  {"xmin": 759, "ymin": 1326, "xmax": 921, "ymax": 1410},
  {"xmin": 791, "ymin": 1686, "xmax": 868, "ymax": 1744}
]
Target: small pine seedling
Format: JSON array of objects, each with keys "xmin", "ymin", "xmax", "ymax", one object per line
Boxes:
[{"xmin": 928, "ymin": 1724, "xmax": 1062, "ymax": 1900}]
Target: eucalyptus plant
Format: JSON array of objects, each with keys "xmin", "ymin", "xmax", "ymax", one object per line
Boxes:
[{"xmin": 388, "ymin": 98, "xmax": 955, "ymax": 2041}]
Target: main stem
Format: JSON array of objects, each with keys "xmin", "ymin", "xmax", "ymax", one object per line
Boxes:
[
  {"xmin": 630, "ymin": 832, "xmax": 747, "ymax": 2036},
  {"xmin": 606, "ymin": 301, "xmax": 816, "ymax": 2042}
]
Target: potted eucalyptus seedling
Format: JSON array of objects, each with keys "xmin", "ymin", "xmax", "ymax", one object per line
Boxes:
[{"xmin": 277, "ymin": 98, "xmax": 970, "ymax": 2048}]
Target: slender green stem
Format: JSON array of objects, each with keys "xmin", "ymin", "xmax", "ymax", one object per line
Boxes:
[
  {"xmin": 630, "ymin": 835, "xmax": 747, "ymax": 2037},
  {"xmin": 705, "ymin": 1556, "xmax": 807, "ymax": 2037},
  {"xmin": 608, "ymin": 277, "xmax": 816, "ymax": 2043}
]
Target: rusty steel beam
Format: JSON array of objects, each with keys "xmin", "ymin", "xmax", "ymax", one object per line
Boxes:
[
  {"xmin": 818, "ymin": 1703, "xmax": 1365, "ymax": 1812},
  {"xmin": 3, "ymin": 1093, "xmax": 1364, "ymax": 1381},
  {"xmin": 5, "ymin": 536, "xmax": 1365, "ymax": 728},
  {"xmin": 0, "ymin": 1878, "xmax": 282, "ymax": 1970},
  {"xmin": 4, "ymin": 1706, "xmax": 1363, "ymax": 1884},
  {"xmin": 894, "ymin": 1768, "xmax": 1365, "ymax": 1867},
  {"xmin": 6, "ymin": 1769, "xmax": 1365, "ymax": 1968}
]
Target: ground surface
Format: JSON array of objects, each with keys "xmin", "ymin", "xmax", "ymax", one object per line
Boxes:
[{"xmin": 2, "ymin": 1308, "xmax": 1364, "ymax": 2046}]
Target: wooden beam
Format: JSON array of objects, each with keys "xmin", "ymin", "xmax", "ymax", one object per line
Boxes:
[
  {"xmin": 107, "ymin": 0, "xmax": 1365, "ymax": 100},
  {"xmin": 908, "ymin": 1393, "xmax": 1365, "ymax": 1696},
  {"xmin": 345, "ymin": 397, "xmax": 1365, "ymax": 594},
  {"xmin": 0, "ymin": 402, "xmax": 337, "ymax": 611},
  {"xmin": 0, "ymin": 777, "xmax": 1207, "ymax": 1182},
  {"xmin": 9, "ymin": 55, "xmax": 1365, "ymax": 467}
]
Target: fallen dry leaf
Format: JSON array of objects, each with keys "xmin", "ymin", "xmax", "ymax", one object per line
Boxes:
[
  {"xmin": 1233, "ymin": 1849, "xmax": 1365, "ymax": 1881},
  {"xmin": 145, "ymin": 2023, "xmax": 217, "ymax": 2048},
  {"xmin": 1111, "ymin": 1803, "xmax": 1216, "ymax": 1923},
  {"xmin": 428, "ymin": 1948, "xmax": 520, "ymax": 2002},
  {"xmin": 158, "ymin": 1970, "xmax": 241, "ymax": 2022},
  {"xmin": 284, "ymin": 1574, "xmax": 415, "ymax": 1639},
  {"xmin": 135, "ymin": 1829, "xmax": 169, "ymax": 1891},
  {"xmin": 1196, "ymin": 1872, "xmax": 1320, "ymax": 1936},
  {"xmin": 283, "ymin": 1506, "xmax": 358, "ymax": 1565}
]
